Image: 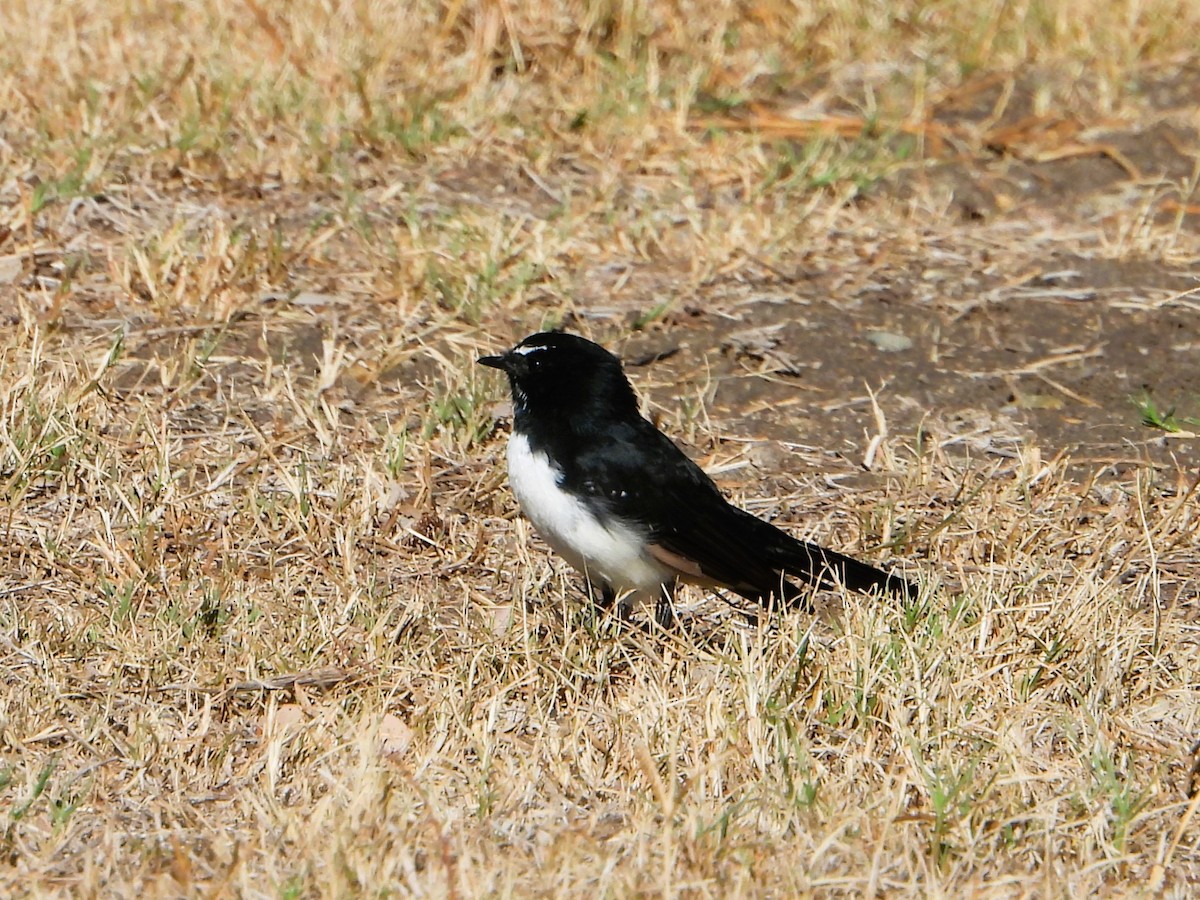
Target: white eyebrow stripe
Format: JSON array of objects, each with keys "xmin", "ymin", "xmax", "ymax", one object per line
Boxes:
[{"xmin": 511, "ymin": 344, "xmax": 549, "ymax": 356}]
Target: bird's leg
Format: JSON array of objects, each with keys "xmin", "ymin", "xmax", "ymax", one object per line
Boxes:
[
  {"xmin": 653, "ymin": 580, "xmax": 677, "ymax": 630},
  {"xmin": 593, "ymin": 579, "xmax": 673, "ymax": 627},
  {"xmin": 594, "ymin": 580, "xmax": 618, "ymax": 609},
  {"xmin": 592, "ymin": 580, "xmax": 638, "ymax": 621},
  {"xmin": 601, "ymin": 583, "xmax": 642, "ymax": 622}
]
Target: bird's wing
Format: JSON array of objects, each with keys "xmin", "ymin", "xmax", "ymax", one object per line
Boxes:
[{"xmin": 566, "ymin": 421, "xmax": 807, "ymax": 602}]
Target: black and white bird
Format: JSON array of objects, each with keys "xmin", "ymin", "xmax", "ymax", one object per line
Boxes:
[{"xmin": 479, "ymin": 331, "xmax": 916, "ymax": 624}]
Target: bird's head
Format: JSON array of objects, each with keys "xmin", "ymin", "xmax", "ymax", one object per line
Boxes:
[{"xmin": 479, "ymin": 331, "xmax": 638, "ymax": 423}]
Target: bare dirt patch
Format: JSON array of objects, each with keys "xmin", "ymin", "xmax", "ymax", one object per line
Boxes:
[{"xmin": 578, "ymin": 70, "xmax": 1200, "ymax": 479}]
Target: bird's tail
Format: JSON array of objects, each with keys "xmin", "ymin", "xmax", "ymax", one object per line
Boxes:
[
  {"xmin": 771, "ymin": 538, "xmax": 918, "ymax": 603},
  {"xmin": 699, "ymin": 504, "xmax": 918, "ymax": 608},
  {"xmin": 792, "ymin": 540, "xmax": 912, "ymax": 602}
]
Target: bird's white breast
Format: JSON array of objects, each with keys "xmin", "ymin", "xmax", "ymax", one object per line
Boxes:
[{"xmin": 506, "ymin": 432, "xmax": 671, "ymax": 593}]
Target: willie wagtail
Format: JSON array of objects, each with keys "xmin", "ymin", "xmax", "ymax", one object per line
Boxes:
[{"xmin": 480, "ymin": 331, "xmax": 916, "ymax": 623}]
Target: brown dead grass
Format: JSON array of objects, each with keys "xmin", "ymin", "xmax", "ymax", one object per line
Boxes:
[{"xmin": 1, "ymin": 1, "xmax": 1199, "ymax": 896}]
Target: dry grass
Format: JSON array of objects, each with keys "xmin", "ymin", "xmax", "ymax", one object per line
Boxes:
[{"xmin": 2, "ymin": 0, "xmax": 1199, "ymax": 896}]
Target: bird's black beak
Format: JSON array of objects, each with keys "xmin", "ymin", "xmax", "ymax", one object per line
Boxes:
[{"xmin": 478, "ymin": 352, "xmax": 509, "ymax": 371}]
